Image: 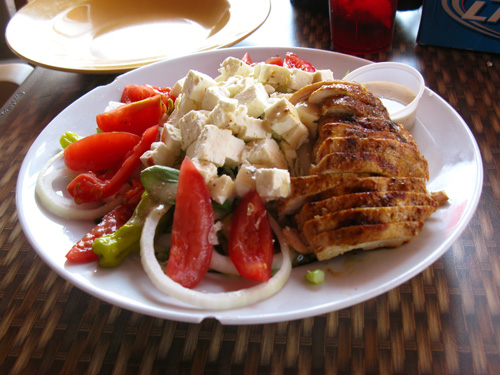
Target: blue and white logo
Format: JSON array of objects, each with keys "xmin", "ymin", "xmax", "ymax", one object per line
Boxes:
[{"xmin": 442, "ymin": 0, "xmax": 500, "ymax": 40}]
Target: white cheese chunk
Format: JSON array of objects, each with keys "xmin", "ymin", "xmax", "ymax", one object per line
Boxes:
[
  {"xmin": 207, "ymin": 97, "xmax": 247, "ymax": 134},
  {"xmin": 255, "ymin": 168, "xmax": 291, "ymax": 200},
  {"xmin": 234, "ymin": 163, "xmax": 257, "ymax": 198},
  {"xmin": 237, "ymin": 117, "xmax": 271, "ymax": 141},
  {"xmin": 191, "ymin": 158, "xmax": 218, "ymax": 184},
  {"xmin": 218, "ymin": 57, "xmax": 254, "ymax": 80},
  {"xmin": 170, "ymin": 78, "xmax": 185, "ymax": 98},
  {"xmin": 242, "ymin": 138, "xmax": 288, "ymax": 169},
  {"xmin": 178, "ymin": 110, "xmax": 209, "ymax": 150},
  {"xmin": 263, "ymin": 98, "xmax": 309, "ymax": 149},
  {"xmin": 313, "ymin": 69, "xmax": 334, "ymax": 82},
  {"xmin": 186, "ymin": 125, "xmax": 245, "ymax": 167},
  {"xmin": 253, "ymin": 63, "xmax": 291, "ymax": 91},
  {"xmin": 209, "ymin": 175, "xmax": 236, "ymax": 205},
  {"xmin": 182, "ymin": 70, "xmax": 217, "ymax": 104},
  {"xmin": 234, "ymin": 82, "xmax": 270, "ymax": 118},
  {"xmin": 201, "ymin": 85, "xmax": 231, "ymax": 111},
  {"xmin": 294, "ymin": 102, "xmax": 320, "ymax": 138},
  {"xmin": 223, "ymin": 76, "xmax": 255, "ymax": 97},
  {"xmin": 104, "ymin": 101, "xmax": 124, "ymax": 112},
  {"xmin": 141, "ymin": 124, "xmax": 181, "ymax": 167}
]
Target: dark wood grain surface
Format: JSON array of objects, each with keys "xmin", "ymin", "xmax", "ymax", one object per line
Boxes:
[{"xmin": 1, "ymin": 1, "xmax": 499, "ymax": 374}]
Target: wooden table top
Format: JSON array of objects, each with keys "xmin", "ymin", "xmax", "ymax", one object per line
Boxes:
[{"xmin": 1, "ymin": 1, "xmax": 499, "ymax": 374}]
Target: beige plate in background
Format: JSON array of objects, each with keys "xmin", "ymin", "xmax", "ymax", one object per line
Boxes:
[{"xmin": 5, "ymin": 0, "xmax": 270, "ymax": 73}]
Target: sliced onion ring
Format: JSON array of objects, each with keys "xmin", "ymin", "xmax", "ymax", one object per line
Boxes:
[
  {"xmin": 140, "ymin": 204, "xmax": 292, "ymax": 310},
  {"xmin": 35, "ymin": 151, "xmax": 122, "ymax": 220}
]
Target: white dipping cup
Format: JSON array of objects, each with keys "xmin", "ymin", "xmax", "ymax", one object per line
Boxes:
[{"xmin": 344, "ymin": 62, "xmax": 425, "ymax": 130}]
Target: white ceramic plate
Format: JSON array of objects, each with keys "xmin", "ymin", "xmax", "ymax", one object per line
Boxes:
[
  {"xmin": 6, "ymin": 0, "xmax": 270, "ymax": 73},
  {"xmin": 16, "ymin": 47, "xmax": 483, "ymax": 324}
]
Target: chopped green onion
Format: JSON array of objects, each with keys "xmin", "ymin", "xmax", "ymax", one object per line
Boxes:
[{"xmin": 305, "ymin": 269, "xmax": 325, "ymax": 285}]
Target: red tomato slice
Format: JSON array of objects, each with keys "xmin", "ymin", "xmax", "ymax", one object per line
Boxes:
[
  {"xmin": 96, "ymin": 95, "xmax": 166, "ymax": 136},
  {"xmin": 284, "ymin": 52, "xmax": 316, "ymax": 72},
  {"xmin": 229, "ymin": 190, "xmax": 274, "ymax": 282},
  {"xmin": 265, "ymin": 55, "xmax": 284, "ymax": 66},
  {"xmin": 241, "ymin": 52, "xmax": 253, "ymax": 65},
  {"xmin": 64, "ymin": 132, "xmax": 141, "ymax": 172},
  {"xmin": 66, "ymin": 203, "xmax": 135, "ymax": 263},
  {"xmin": 166, "ymin": 157, "xmax": 214, "ymax": 289},
  {"xmin": 121, "ymin": 84, "xmax": 176, "ymax": 106}
]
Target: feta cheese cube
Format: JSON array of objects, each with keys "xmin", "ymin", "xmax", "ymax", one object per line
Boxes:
[
  {"xmin": 234, "ymin": 82, "xmax": 270, "ymax": 118},
  {"xmin": 234, "ymin": 163, "xmax": 257, "ymax": 198},
  {"xmin": 288, "ymin": 69, "xmax": 315, "ymax": 92},
  {"xmin": 237, "ymin": 116, "xmax": 271, "ymax": 141},
  {"xmin": 223, "ymin": 76, "xmax": 255, "ymax": 97},
  {"xmin": 201, "ymin": 85, "xmax": 231, "ymax": 111},
  {"xmin": 191, "ymin": 158, "xmax": 218, "ymax": 184},
  {"xmin": 207, "ymin": 97, "xmax": 247, "ymax": 134},
  {"xmin": 217, "ymin": 57, "xmax": 254, "ymax": 80},
  {"xmin": 176, "ymin": 94, "xmax": 198, "ymax": 116},
  {"xmin": 140, "ymin": 124, "xmax": 183, "ymax": 168},
  {"xmin": 263, "ymin": 98, "xmax": 309, "ymax": 149},
  {"xmin": 140, "ymin": 124, "xmax": 181, "ymax": 167},
  {"xmin": 186, "ymin": 125, "xmax": 245, "ymax": 167},
  {"xmin": 294, "ymin": 102, "xmax": 320, "ymax": 138},
  {"xmin": 182, "ymin": 70, "xmax": 217, "ymax": 104},
  {"xmin": 178, "ymin": 110, "xmax": 209, "ymax": 150},
  {"xmin": 242, "ymin": 138, "xmax": 288, "ymax": 169},
  {"xmin": 253, "ymin": 63, "xmax": 291, "ymax": 91},
  {"xmin": 104, "ymin": 101, "xmax": 124, "ymax": 112},
  {"xmin": 313, "ymin": 69, "xmax": 334, "ymax": 82},
  {"xmin": 255, "ymin": 168, "xmax": 291, "ymax": 200},
  {"xmin": 209, "ymin": 175, "xmax": 236, "ymax": 204},
  {"xmin": 170, "ymin": 78, "xmax": 185, "ymax": 98}
]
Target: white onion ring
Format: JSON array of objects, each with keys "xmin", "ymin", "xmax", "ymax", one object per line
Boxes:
[
  {"xmin": 35, "ymin": 151, "xmax": 122, "ymax": 220},
  {"xmin": 140, "ymin": 204, "xmax": 292, "ymax": 310}
]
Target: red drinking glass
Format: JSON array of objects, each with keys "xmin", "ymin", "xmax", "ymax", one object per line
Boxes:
[{"xmin": 329, "ymin": 0, "xmax": 399, "ymax": 55}]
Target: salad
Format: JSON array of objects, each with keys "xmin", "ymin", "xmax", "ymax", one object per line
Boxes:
[{"xmin": 35, "ymin": 52, "xmax": 335, "ymax": 309}]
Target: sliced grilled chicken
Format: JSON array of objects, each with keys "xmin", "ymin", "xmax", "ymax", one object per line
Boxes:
[
  {"xmin": 301, "ymin": 205, "xmax": 436, "ymax": 243},
  {"xmin": 310, "ymin": 152, "xmax": 429, "ymax": 179},
  {"xmin": 278, "ymin": 175, "xmax": 429, "ymax": 216},
  {"xmin": 296, "ymin": 191, "xmax": 439, "ymax": 228},
  {"xmin": 310, "ymin": 221, "xmax": 424, "ymax": 261}
]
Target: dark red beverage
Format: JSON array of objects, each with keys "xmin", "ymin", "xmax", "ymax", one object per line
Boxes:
[{"xmin": 329, "ymin": 0, "xmax": 398, "ymax": 55}]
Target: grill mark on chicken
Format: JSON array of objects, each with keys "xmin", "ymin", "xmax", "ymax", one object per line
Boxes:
[
  {"xmin": 296, "ymin": 191, "xmax": 439, "ymax": 228},
  {"xmin": 321, "ymin": 96, "xmax": 390, "ymax": 118},
  {"xmin": 310, "ymin": 221, "xmax": 424, "ymax": 261},
  {"xmin": 310, "ymin": 152, "xmax": 429, "ymax": 179},
  {"xmin": 278, "ymin": 175, "xmax": 429, "ymax": 216},
  {"xmin": 301, "ymin": 206, "xmax": 436, "ymax": 243},
  {"xmin": 313, "ymin": 137, "xmax": 428, "ymax": 176}
]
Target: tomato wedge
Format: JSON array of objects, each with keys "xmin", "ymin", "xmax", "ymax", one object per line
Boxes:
[
  {"xmin": 166, "ymin": 157, "xmax": 215, "ymax": 289},
  {"xmin": 96, "ymin": 95, "xmax": 166, "ymax": 136},
  {"xmin": 229, "ymin": 190, "xmax": 274, "ymax": 282},
  {"xmin": 64, "ymin": 132, "xmax": 141, "ymax": 172},
  {"xmin": 121, "ymin": 84, "xmax": 176, "ymax": 106},
  {"xmin": 67, "ymin": 125, "xmax": 158, "ymax": 204},
  {"xmin": 283, "ymin": 52, "xmax": 316, "ymax": 72}
]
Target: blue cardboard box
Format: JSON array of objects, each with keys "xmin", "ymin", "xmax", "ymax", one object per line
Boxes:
[{"xmin": 417, "ymin": 0, "xmax": 500, "ymax": 53}]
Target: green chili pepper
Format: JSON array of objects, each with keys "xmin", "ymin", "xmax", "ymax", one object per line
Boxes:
[
  {"xmin": 59, "ymin": 131, "xmax": 82, "ymax": 149},
  {"xmin": 92, "ymin": 193, "xmax": 161, "ymax": 267}
]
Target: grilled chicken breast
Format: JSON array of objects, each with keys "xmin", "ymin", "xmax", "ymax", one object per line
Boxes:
[{"xmin": 278, "ymin": 80, "xmax": 448, "ymax": 261}]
